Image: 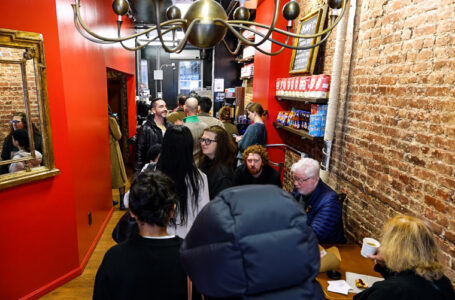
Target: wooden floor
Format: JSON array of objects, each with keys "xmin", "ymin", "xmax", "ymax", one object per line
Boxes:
[{"xmin": 40, "ymin": 195, "xmax": 125, "ymax": 299}]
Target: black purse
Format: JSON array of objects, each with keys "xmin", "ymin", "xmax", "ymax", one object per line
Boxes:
[{"xmin": 112, "ymin": 211, "xmax": 139, "ymax": 243}]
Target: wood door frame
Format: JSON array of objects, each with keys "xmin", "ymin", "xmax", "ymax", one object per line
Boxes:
[{"xmin": 107, "ymin": 68, "xmax": 129, "ymax": 162}]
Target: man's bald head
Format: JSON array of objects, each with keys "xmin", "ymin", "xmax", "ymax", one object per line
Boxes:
[{"xmin": 184, "ymin": 97, "xmax": 199, "ymax": 116}]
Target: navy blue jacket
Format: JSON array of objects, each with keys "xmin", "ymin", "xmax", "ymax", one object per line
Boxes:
[
  {"xmin": 292, "ymin": 179, "xmax": 346, "ymax": 244},
  {"xmin": 180, "ymin": 185, "xmax": 324, "ymax": 300}
]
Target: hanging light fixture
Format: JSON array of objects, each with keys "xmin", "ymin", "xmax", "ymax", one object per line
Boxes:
[{"xmin": 72, "ymin": 0, "xmax": 347, "ymax": 55}]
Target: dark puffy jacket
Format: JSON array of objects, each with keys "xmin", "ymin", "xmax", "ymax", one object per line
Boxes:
[
  {"xmin": 135, "ymin": 115, "xmax": 172, "ymax": 172},
  {"xmin": 180, "ymin": 185, "xmax": 324, "ymax": 300},
  {"xmin": 292, "ymin": 179, "xmax": 346, "ymax": 244}
]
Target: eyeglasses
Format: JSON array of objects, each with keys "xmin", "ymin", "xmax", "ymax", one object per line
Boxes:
[
  {"xmin": 10, "ymin": 120, "xmax": 21, "ymax": 124},
  {"xmin": 293, "ymin": 176, "xmax": 312, "ymax": 184},
  {"xmin": 199, "ymin": 137, "xmax": 216, "ymax": 145}
]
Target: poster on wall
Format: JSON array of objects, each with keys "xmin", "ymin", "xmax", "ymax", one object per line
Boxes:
[
  {"xmin": 289, "ymin": 7, "xmax": 327, "ymax": 75},
  {"xmin": 214, "ymin": 78, "xmax": 224, "ymax": 92}
]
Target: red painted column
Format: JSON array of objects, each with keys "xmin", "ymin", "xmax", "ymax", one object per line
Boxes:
[{"xmin": 253, "ymin": 0, "xmax": 293, "ymax": 165}]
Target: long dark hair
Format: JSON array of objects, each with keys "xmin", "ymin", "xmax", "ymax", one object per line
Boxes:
[
  {"xmin": 157, "ymin": 125, "xmax": 202, "ymax": 225},
  {"xmin": 199, "ymin": 125, "xmax": 236, "ymax": 174},
  {"xmin": 12, "ymin": 129, "xmax": 31, "ymax": 152}
]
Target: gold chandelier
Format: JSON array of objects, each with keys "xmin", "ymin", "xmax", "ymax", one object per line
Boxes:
[{"xmin": 72, "ymin": 0, "xmax": 348, "ymax": 55}]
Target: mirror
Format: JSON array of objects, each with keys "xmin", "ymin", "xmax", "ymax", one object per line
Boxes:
[{"xmin": 0, "ymin": 28, "xmax": 59, "ymax": 190}]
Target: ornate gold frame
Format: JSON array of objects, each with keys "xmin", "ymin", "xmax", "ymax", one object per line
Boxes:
[
  {"xmin": 0, "ymin": 28, "xmax": 59, "ymax": 190},
  {"xmin": 289, "ymin": 7, "xmax": 327, "ymax": 75}
]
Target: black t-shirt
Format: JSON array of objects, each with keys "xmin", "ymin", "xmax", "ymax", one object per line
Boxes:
[{"xmin": 94, "ymin": 235, "xmax": 187, "ymax": 300}]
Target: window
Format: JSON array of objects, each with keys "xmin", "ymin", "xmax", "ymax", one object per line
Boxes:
[{"xmin": 178, "ymin": 60, "xmax": 202, "ymax": 95}]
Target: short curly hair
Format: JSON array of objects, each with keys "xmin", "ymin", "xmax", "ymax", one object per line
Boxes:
[
  {"xmin": 242, "ymin": 144, "xmax": 268, "ymax": 165},
  {"xmin": 218, "ymin": 106, "xmax": 232, "ymax": 121},
  {"xmin": 129, "ymin": 169, "xmax": 178, "ymax": 227}
]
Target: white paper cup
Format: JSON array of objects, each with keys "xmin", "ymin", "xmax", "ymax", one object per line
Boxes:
[{"xmin": 361, "ymin": 237, "xmax": 380, "ymax": 258}]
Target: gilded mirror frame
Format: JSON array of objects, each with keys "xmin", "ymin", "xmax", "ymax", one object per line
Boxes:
[{"xmin": 0, "ymin": 28, "xmax": 59, "ymax": 190}]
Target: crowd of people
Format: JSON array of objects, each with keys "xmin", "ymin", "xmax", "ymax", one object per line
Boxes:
[{"xmin": 95, "ymin": 95, "xmax": 455, "ymax": 300}]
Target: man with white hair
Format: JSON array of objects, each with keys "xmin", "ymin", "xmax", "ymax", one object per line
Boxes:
[{"xmin": 291, "ymin": 157, "xmax": 346, "ymax": 244}]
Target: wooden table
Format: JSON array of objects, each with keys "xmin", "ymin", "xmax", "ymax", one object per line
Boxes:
[{"xmin": 317, "ymin": 244, "xmax": 378, "ymax": 300}]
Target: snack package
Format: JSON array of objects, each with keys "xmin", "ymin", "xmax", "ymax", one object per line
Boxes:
[
  {"xmin": 319, "ymin": 245, "xmax": 341, "ymax": 273},
  {"xmin": 275, "ymin": 78, "xmax": 281, "ymax": 96}
]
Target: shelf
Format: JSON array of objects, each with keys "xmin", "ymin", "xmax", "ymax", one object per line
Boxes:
[
  {"xmin": 275, "ymin": 95, "xmax": 328, "ymax": 104},
  {"xmin": 273, "ymin": 122, "xmax": 322, "ymax": 140},
  {"xmin": 235, "ymin": 56, "xmax": 254, "ymax": 63},
  {"xmin": 240, "ymin": 75, "xmax": 254, "ymax": 80}
]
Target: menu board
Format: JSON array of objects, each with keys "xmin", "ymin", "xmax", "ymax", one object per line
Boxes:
[{"xmin": 289, "ymin": 8, "xmax": 326, "ymax": 74}]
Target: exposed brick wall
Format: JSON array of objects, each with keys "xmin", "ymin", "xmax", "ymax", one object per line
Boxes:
[
  {"xmin": 302, "ymin": 0, "xmax": 455, "ymax": 282},
  {"xmin": 0, "ymin": 47, "xmax": 40, "ymax": 148}
]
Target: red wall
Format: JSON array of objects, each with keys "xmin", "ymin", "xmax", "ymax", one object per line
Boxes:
[
  {"xmin": 0, "ymin": 0, "xmax": 135, "ymax": 299},
  {"xmin": 253, "ymin": 0, "xmax": 293, "ymax": 164}
]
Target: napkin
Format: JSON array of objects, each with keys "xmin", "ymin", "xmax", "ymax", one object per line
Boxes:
[
  {"xmin": 346, "ymin": 272, "xmax": 384, "ymax": 294},
  {"xmin": 327, "ymin": 280, "xmax": 352, "ymax": 295}
]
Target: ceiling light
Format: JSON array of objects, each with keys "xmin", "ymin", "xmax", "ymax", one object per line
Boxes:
[{"xmin": 72, "ymin": 0, "xmax": 347, "ymax": 55}]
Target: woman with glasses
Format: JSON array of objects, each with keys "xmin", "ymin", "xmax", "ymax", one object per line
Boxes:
[
  {"xmin": 199, "ymin": 125, "xmax": 236, "ymax": 199},
  {"xmin": 1, "ymin": 112, "xmax": 42, "ymax": 174},
  {"xmin": 157, "ymin": 125, "xmax": 209, "ymax": 238}
]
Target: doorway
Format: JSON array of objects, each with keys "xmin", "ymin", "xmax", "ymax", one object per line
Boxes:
[{"xmin": 107, "ymin": 68, "xmax": 129, "ymax": 164}]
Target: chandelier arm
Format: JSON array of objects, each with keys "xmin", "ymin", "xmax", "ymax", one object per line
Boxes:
[
  {"xmin": 72, "ymin": 0, "xmax": 185, "ymax": 42},
  {"xmin": 215, "ymin": 19, "xmax": 259, "ymax": 46},
  {"xmin": 119, "ymin": 25, "xmax": 185, "ymax": 51},
  {"xmin": 119, "ymin": 37, "xmax": 151, "ymax": 51},
  {"xmin": 155, "ymin": 19, "xmax": 198, "ymax": 53},
  {"xmin": 153, "ymin": 0, "xmax": 195, "ymax": 53},
  {"xmin": 73, "ymin": 12, "xmax": 116, "ymax": 44},
  {"xmin": 245, "ymin": 0, "xmax": 281, "ymax": 47},
  {"xmin": 221, "ymin": 39, "xmax": 243, "ymax": 55},
  {"xmin": 117, "ymin": 23, "xmax": 183, "ymax": 51},
  {"xmin": 252, "ymin": 34, "xmax": 290, "ymax": 56},
  {"xmin": 118, "ymin": 24, "xmax": 161, "ymax": 51},
  {"xmin": 153, "ymin": 18, "xmax": 197, "ymax": 53},
  {"xmin": 228, "ymin": 0, "xmax": 348, "ymax": 39},
  {"xmin": 234, "ymin": 24, "xmax": 333, "ymax": 50}
]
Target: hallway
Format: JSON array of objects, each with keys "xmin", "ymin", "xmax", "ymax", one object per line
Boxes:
[{"xmin": 41, "ymin": 208, "xmax": 124, "ymax": 299}]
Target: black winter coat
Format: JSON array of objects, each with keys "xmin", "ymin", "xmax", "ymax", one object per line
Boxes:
[
  {"xmin": 199, "ymin": 157, "xmax": 234, "ymax": 200},
  {"xmin": 135, "ymin": 115, "xmax": 172, "ymax": 172},
  {"xmin": 354, "ymin": 264, "xmax": 455, "ymax": 300},
  {"xmin": 180, "ymin": 185, "xmax": 325, "ymax": 300}
]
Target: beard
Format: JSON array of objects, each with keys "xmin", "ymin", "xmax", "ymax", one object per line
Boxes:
[{"xmin": 247, "ymin": 165, "xmax": 262, "ymax": 176}]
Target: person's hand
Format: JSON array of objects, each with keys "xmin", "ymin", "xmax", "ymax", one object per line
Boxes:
[
  {"xmin": 368, "ymin": 251, "xmax": 385, "ymax": 266},
  {"xmin": 235, "ymin": 135, "xmax": 242, "ymax": 143}
]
